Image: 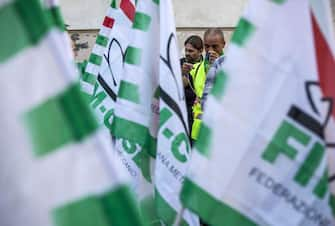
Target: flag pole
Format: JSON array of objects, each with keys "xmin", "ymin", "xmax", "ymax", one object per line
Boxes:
[{"xmin": 173, "ymin": 207, "xmax": 185, "ymax": 226}]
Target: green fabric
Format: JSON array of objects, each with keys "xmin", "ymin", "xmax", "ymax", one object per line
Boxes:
[
  {"xmin": 45, "ymin": 7, "xmax": 65, "ymax": 31},
  {"xmin": 125, "ymin": 46, "xmax": 142, "ymax": 65},
  {"xmin": 89, "ymin": 53, "xmax": 103, "ymax": 66},
  {"xmin": 194, "ymin": 123, "xmax": 212, "ymax": 157},
  {"xmin": 271, "ymin": 0, "xmax": 286, "ymax": 4},
  {"xmin": 159, "ymin": 108, "xmax": 173, "ymax": 128},
  {"xmin": 294, "ymin": 142, "xmax": 325, "ymax": 186},
  {"xmin": 77, "ymin": 60, "xmax": 88, "ymax": 79},
  {"xmin": 231, "ymin": 18, "xmax": 255, "ymax": 47},
  {"xmin": 155, "ymin": 189, "xmax": 188, "ymax": 226},
  {"xmin": 329, "ymin": 195, "xmax": 335, "ymax": 216},
  {"xmin": 171, "ymin": 133, "xmax": 191, "ymax": 162},
  {"xmin": 313, "ymin": 170, "xmax": 328, "ymax": 199},
  {"xmin": 82, "ymin": 72, "xmax": 97, "ymax": 85},
  {"xmin": 96, "ymin": 35, "xmax": 109, "ymax": 47},
  {"xmin": 211, "ymin": 70, "xmax": 228, "ymax": 100},
  {"xmin": 111, "ymin": 116, "xmax": 157, "ymax": 157},
  {"xmin": 53, "ymin": 185, "xmax": 146, "ymax": 226},
  {"xmin": 0, "ymin": 0, "xmax": 52, "ymax": 62},
  {"xmin": 181, "ymin": 178, "xmax": 258, "ymax": 226},
  {"xmin": 163, "ymin": 128, "xmax": 174, "ymax": 139},
  {"xmin": 121, "ymin": 139, "xmax": 153, "ymax": 182},
  {"xmin": 15, "ymin": 0, "xmax": 52, "ymax": 44},
  {"xmin": 262, "ymin": 120, "xmax": 311, "ymax": 163},
  {"xmin": 110, "ymin": 0, "xmax": 118, "ymax": 8},
  {"xmin": 132, "ymin": 146, "xmax": 153, "ymax": 182},
  {"xmin": 23, "ymin": 84, "xmax": 99, "ymax": 157},
  {"xmin": 118, "ymin": 81, "xmax": 140, "ymax": 104},
  {"xmin": 140, "ymin": 196, "xmax": 161, "ymax": 226},
  {"xmin": 133, "ymin": 12, "xmax": 151, "ymax": 32}
]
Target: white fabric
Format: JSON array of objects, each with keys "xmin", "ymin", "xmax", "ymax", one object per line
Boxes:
[
  {"xmin": 185, "ymin": 0, "xmax": 335, "ymax": 225},
  {"xmin": 0, "ymin": 28, "xmax": 129, "ymax": 226},
  {"xmin": 155, "ymin": 0, "xmax": 199, "ymax": 225}
]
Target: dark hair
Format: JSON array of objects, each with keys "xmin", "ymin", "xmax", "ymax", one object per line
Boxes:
[
  {"xmin": 204, "ymin": 28, "xmax": 225, "ymax": 43},
  {"xmin": 184, "ymin": 35, "xmax": 203, "ymax": 51}
]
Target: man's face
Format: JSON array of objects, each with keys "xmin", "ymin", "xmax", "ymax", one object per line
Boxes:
[
  {"xmin": 204, "ymin": 34, "xmax": 225, "ymax": 56},
  {"xmin": 185, "ymin": 43, "xmax": 202, "ymax": 63}
]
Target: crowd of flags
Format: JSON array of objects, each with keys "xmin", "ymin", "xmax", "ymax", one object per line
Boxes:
[{"xmin": 1, "ymin": 0, "xmax": 335, "ymax": 225}]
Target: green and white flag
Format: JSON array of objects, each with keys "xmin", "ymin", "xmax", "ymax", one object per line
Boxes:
[
  {"xmin": 81, "ymin": 0, "xmax": 135, "ymax": 103},
  {"xmin": 111, "ymin": 0, "xmax": 159, "ymax": 161},
  {"xmin": 110, "ymin": 0, "xmax": 158, "ymax": 201},
  {"xmin": 43, "ymin": 0, "xmax": 66, "ymax": 31},
  {"xmin": 181, "ymin": 0, "xmax": 335, "ymax": 225},
  {"xmin": 0, "ymin": 1, "xmax": 145, "ymax": 226},
  {"xmin": 43, "ymin": 0, "xmax": 74, "ymax": 59},
  {"xmin": 79, "ymin": 0, "xmax": 154, "ymax": 202},
  {"xmin": 109, "ymin": 1, "xmax": 200, "ymax": 225},
  {"xmin": 155, "ymin": 0, "xmax": 199, "ymax": 225},
  {"xmin": 79, "ymin": 0, "xmax": 137, "ymax": 181}
]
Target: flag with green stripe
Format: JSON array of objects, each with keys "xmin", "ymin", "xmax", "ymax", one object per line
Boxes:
[
  {"xmin": 109, "ymin": 0, "xmax": 158, "ymax": 207},
  {"xmin": 111, "ymin": 0, "xmax": 159, "ymax": 157},
  {"xmin": 181, "ymin": 0, "xmax": 335, "ymax": 225},
  {"xmin": 0, "ymin": 1, "xmax": 146, "ymax": 226},
  {"xmin": 79, "ymin": 0, "xmax": 156, "ymax": 221},
  {"xmin": 79, "ymin": 0, "xmax": 138, "ymax": 178},
  {"xmin": 43, "ymin": 0, "xmax": 66, "ymax": 31},
  {"xmin": 80, "ymin": 0, "xmax": 135, "ymax": 99},
  {"xmin": 42, "ymin": 0, "xmax": 74, "ymax": 60},
  {"xmin": 154, "ymin": 0, "xmax": 199, "ymax": 225}
]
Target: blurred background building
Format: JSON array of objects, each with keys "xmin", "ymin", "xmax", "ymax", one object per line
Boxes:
[{"xmin": 59, "ymin": 0, "xmax": 335, "ymax": 62}]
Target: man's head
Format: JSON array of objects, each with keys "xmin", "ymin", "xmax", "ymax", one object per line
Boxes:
[
  {"xmin": 184, "ymin": 35, "xmax": 203, "ymax": 64},
  {"xmin": 204, "ymin": 28, "xmax": 225, "ymax": 56}
]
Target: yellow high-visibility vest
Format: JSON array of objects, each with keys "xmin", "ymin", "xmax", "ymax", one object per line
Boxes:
[
  {"xmin": 190, "ymin": 61, "xmax": 207, "ymax": 99},
  {"xmin": 189, "ymin": 61, "xmax": 208, "ymax": 140}
]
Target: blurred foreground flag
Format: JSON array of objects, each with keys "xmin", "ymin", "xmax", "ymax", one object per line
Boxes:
[
  {"xmin": 43, "ymin": 0, "xmax": 66, "ymax": 31},
  {"xmin": 0, "ymin": 0, "xmax": 146, "ymax": 226},
  {"xmin": 42, "ymin": 0, "xmax": 74, "ymax": 59},
  {"xmin": 181, "ymin": 0, "xmax": 335, "ymax": 225}
]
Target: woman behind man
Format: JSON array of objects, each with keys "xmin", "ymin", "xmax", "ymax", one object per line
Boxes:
[{"xmin": 180, "ymin": 35, "xmax": 204, "ymax": 141}]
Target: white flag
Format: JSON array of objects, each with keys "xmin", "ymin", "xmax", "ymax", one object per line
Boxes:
[
  {"xmin": 111, "ymin": 0, "xmax": 159, "ymax": 160},
  {"xmin": 155, "ymin": 0, "xmax": 199, "ymax": 225},
  {"xmin": 80, "ymin": 0, "xmax": 135, "ymax": 122},
  {"xmin": 80, "ymin": 0, "xmax": 157, "ymax": 222},
  {"xmin": 110, "ymin": 0, "xmax": 158, "ymax": 204},
  {"xmin": 0, "ymin": 1, "xmax": 145, "ymax": 226},
  {"xmin": 79, "ymin": 0, "xmax": 156, "ymax": 205},
  {"xmin": 109, "ymin": 1, "xmax": 200, "ymax": 225},
  {"xmin": 181, "ymin": 0, "xmax": 335, "ymax": 225}
]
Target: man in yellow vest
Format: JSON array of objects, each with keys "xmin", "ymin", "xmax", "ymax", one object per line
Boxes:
[
  {"xmin": 190, "ymin": 28, "xmax": 226, "ymax": 140},
  {"xmin": 180, "ymin": 35, "xmax": 204, "ymax": 143}
]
